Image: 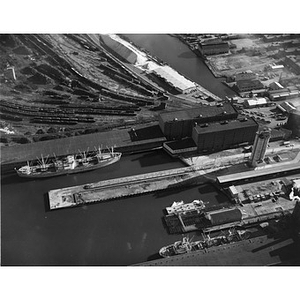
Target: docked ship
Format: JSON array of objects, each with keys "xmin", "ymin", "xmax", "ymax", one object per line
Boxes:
[
  {"xmin": 166, "ymin": 199, "xmax": 206, "ymax": 215},
  {"xmin": 159, "ymin": 229, "xmax": 251, "ymax": 258},
  {"xmin": 15, "ymin": 146, "xmax": 122, "ymax": 178}
]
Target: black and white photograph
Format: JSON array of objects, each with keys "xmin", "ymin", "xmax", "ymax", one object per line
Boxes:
[{"xmin": 1, "ymin": 1, "xmax": 299, "ymax": 299}]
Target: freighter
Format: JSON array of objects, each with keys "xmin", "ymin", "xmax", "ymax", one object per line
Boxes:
[
  {"xmin": 159, "ymin": 229, "xmax": 251, "ymax": 258},
  {"xmin": 15, "ymin": 146, "xmax": 121, "ymax": 178}
]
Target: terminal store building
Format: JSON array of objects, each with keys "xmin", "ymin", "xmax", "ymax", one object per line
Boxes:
[{"xmin": 158, "ymin": 103, "xmax": 259, "ymax": 155}]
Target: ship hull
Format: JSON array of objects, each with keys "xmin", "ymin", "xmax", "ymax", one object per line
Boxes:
[{"xmin": 16, "ymin": 153, "xmax": 121, "ymax": 179}]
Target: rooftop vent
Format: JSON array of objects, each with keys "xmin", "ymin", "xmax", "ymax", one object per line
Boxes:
[{"xmin": 240, "ymin": 117, "xmax": 248, "ymax": 122}]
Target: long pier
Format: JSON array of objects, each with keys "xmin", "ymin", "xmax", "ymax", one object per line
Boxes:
[{"xmin": 48, "ymin": 166, "xmax": 207, "ymax": 210}]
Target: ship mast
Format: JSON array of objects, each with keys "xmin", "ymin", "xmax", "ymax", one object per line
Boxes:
[{"xmin": 36, "ymin": 154, "xmax": 49, "ymax": 170}]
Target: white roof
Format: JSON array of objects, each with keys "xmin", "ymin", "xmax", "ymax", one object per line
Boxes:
[
  {"xmin": 153, "ymin": 66, "xmax": 195, "ymax": 92},
  {"xmin": 244, "ymin": 98, "xmax": 267, "ymax": 106},
  {"xmin": 293, "ymin": 179, "xmax": 300, "ymax": 189},
  {"xmin": 271, "ymin": 65, "xmax": 284, "ymax": 69}
]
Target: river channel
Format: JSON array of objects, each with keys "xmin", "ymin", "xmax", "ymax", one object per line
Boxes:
[
  {"xmin": 124, "ymin": 34, "xmax": 236, "ymax": 98},
  {"xmin": 1, "ymin": 35, "xmax": 234, "ymax": 266}
]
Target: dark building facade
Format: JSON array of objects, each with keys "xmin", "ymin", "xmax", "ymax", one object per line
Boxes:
[
  {"xmin": 286, "ymin": 109, "xmax": 300, "ymax": 137},
  {"xmin": 192, "ymin": 118, "xmax": 258, "ymax": 152},
  {"xmin": 199, "ymin": 41, "xmax": 229, "ymax": 56},
  {"xmin": 236, "ymin": 79, "xmax": 264, "ymax": 93},
  {"xmin": 158, "ymin": 103, "xmax": 238, "ymax": 140}
]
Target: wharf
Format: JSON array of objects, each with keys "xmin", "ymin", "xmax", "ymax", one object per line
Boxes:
[
  {"xmin": 0, "ymin": 122, "xmax": 166, "ymax": 168},
  {"xmin": 205, "ymin": 198, "xmax": 296, "ymax": 233},
  {"xmin": 164, "ymin": 197, "xmax": 296, "ymax": 234},
  {"xmin": 217, "ymin": 153, "xmax": 300, "ymax": 185},
  {"xmin": 48, "ymin": 165, "xmax": 205, "ymax": 210}
]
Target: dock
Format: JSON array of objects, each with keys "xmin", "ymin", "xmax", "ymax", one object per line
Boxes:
[{"xmin": 164, "ymin": 197, "xmax": 297, "ymax": 234}]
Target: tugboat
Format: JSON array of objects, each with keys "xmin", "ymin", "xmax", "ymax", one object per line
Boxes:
[{"xmin": 15, "ymin": 146, "xmax": 121, "ymax": 178}]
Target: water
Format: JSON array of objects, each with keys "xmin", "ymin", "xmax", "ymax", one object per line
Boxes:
[
  {"xmin": 123, "ymin": 34, "xmax": 236, "ymax": 98},
  {"xmin": 1, "ymin": 35, "xmax": 234, "ymax": 266},
  {"xmin": 1, "ymin": 150, "xmax": 229, "ymax": 266}
]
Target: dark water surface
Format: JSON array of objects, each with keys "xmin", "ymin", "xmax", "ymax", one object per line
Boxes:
[
  {"xmin": 124, "ymin": 34, "xmax": 236, "ymax": 98},
  {"xmin": 1, "ymin": 150, "xmax": 229, "ymax": 265}
]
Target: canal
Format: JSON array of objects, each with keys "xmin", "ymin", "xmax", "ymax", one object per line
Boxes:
[{"xmin": 123, "ymin": 34, "xmax": 236, "ymax": 98}]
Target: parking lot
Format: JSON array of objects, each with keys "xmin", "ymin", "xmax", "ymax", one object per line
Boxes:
[{"xmin": 240, "ymin": 106, "xmax": 287, "ymax": 128}]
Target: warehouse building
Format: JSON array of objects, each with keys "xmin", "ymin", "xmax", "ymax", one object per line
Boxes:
[
  {"xmin": 236, "ymin": 79, "xmax": 265, "ymax": 93},
  {"xmin": 198, "ymin": 39, "xmax": 229, "ymax": 56},
  {"xmin": 158, "ymin": 103, "xmax": 238, "ymax": 140},
  {"xmin": 268, "ymin": 87, "xmax": 300, "ymax": 101},
  {"xmin": 235, "ymin": 70, "xmax": 257, "ymax": 82},
  {"xmin": 191, "ymin": 117, "xmax": 258, "ymax": 152},
  {"xmin": 243, "ymin": 97, "xmax": 268, "ymax": 108},
  {"xmin": 277, "ymin": 101, "xmax": 296, "ymax": 114},
  {"xmin": 151, "ymin": 66, "xmax": 196, "ymax": 94}
]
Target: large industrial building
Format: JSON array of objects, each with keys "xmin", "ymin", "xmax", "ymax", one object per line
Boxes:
[
  {"xmin": 192, "ymin": 118, "xmax": 258, "ymax": 152},
  {"xmin": 198, "ymin": 39, "xmax": 229, "ymax": 56},
  {"xmin": 268, "ymin": 87, "xmax": 300, "ymax": 101},
  {"xmin": 158, "ymin": 103, "xmax": 238, "ymax": 140},
  {"xmin": 159, "ymin": 103, "xmax": 259, "ymax": 155},
  {"xmin": 236, "ymin": 79, "xmax": 265, "ymax": 93}
]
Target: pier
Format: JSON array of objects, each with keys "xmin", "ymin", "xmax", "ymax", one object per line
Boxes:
[{"xmin": 48, "ymin": 165, "xmax": 206, "ymax": 210}]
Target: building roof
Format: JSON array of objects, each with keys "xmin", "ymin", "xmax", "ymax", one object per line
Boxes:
[
  {"xmin": 152, "ymin": 66, "xmax": 195, "ymax": 92},
  {"xmin": 217, "ymin": 160, "xmax": 300, "ymax": 185},
  {"xmin": 159, "ymin": 103, "xmax": 237, "ymax": 123},
  {"xmin": 269, "ymin": 88, "xmax": 290, "ymax": 95},
  {"xmin": 208, "ymin": 208, "xmax": 242, "ymax": 225},
  {"xmin": 236, "ymin": 79, "xmax": 264, "ymax": 90},
  {"xmin": 193, "ymin": 117, "xmax": 258, "ymax": 135},
  {"xmin": 244, "ymin": 98, "xmax": 268, "ymax": 107},
  {"xmin": 277, "ymin": 101, "xmax": 296, "ymax": 113}
]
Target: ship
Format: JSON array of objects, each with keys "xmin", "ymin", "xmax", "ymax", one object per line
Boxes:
[
  {"xmin": 166, "ymin": 199, "xmax": 206, "ymax": 215},
  {"xmin": 15, "ymin": 146, "xmax": 121, "ymax": 178},
  {"xmin": 159, "ymin": 228, "xmax": 251, "ymax": 258}
]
